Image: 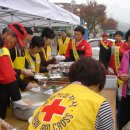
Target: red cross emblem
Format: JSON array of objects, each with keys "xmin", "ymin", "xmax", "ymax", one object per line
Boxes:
[{"xmin": 41, "ymin": 99, "xmax": 66, "ymax": 122}]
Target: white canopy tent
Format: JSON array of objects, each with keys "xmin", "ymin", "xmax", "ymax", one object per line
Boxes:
[{"xmin": 0, "ymin": 0, "xmax": 80, "ymax": 29}]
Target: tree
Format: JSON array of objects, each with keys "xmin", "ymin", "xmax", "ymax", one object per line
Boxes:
[
  {"xmin": 74, "ymin": 0, "xmax": 106, "ymax": 36},
  {"xmin": 73, "ymin": 0, "xmax": 118, "ymax": 37},
  {"xmin": 101, "ymin": 17, "xmax": 118, "ymax": 30}
]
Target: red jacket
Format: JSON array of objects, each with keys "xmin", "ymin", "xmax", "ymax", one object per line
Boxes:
[
  {"xmin": 99, "ymin": 40, "xmax": 113, "ymax": 47},
  {"xmin": 120, "ymin": 42, "xmax": 130, "ymax": 53},
  {"xmin": 65, "ymin": 39, "xmax": 92, "ymax": 61},
  {"xmin": 0, "ymin": 47, "xmax": 16, "ymax": 84},
  {"xmin": 108, "ymin": 42, "xmax": 127, "ymax": 74},
  {"xmin": 115, "ymin": 41, "xmax": 123, "ymax": 46}
]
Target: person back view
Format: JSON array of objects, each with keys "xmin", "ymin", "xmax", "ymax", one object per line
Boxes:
[{"xmin": 28, "ymin": 57, "xmax": 113, "ymax": 130}]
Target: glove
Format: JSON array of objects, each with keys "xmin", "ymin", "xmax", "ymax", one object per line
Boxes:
[
  {"xmin": 26, "ymin": 82, "xmax": 39, "ymax": 90},
  {"xmin": 21, "ymin": 69, "xmax": 34, "ymax": 77},
  {"xmin": 107, "ymin": 67, "xmax": 114, "ymax": 75},
  {"xmin": 47, "ymin": 64, "xmax": 54, "ymax": 71},
  {"xmin": 0, "ymin": 118, "xmax": 13, "ymax": 130}
]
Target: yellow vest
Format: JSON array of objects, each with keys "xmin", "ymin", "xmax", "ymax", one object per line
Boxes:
[
  {"xmin": 72, "ymin": 40, "xmax": 79, "ymax": 61},
  {"xmin": 0, "ymin": 47, "xmax": 13, "ymax": 67},
  {"xmin": 58, "ymin": 37, "xmax": 70, "ymax": 55},
  {"xmin": 42, "ymin": 46, "xmax": 52, "ymax": 61},
  {"xmin": 28, "ymin": 84, "xmax": 105, "ymax": 130},
  {"xmin": 25, "ymin": 50, "xmax": 41, "ymax": 73},
  {"xmin": 13, "ymin": 47, "xmax": 25, "ymax": 79},
  {"xmin": 114, "ymin": 46, "xmax": 123, "ymax": 87},
  {"xmin": 113, "ymin": 42, "xmax": 115, "ymax": 46},
  {"xmin": 101, "ymin": 40, "xmax": 109, "ymax": 49}
]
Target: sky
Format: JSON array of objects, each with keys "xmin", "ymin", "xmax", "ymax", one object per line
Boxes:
[{"xmin": 49, "ymin": 0, "xmax": 130, "ymax": 24}]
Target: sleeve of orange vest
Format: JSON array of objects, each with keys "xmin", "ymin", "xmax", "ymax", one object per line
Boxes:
[
  {"xmin": 0, "ymin": 55, "xmax": 16, "ymax": 84},
  {"xmin": 85, "ymin": 42, "xmax": 92, "ymax": 57}
]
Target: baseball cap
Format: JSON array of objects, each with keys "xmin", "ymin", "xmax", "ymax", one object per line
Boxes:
[
  {"xmin": 102, "ymin": 33, "xmax": 108, "ymax": 37},
  {"xmin": 8, "ymin": 22, "xmax": 27, "ymax": 47}
]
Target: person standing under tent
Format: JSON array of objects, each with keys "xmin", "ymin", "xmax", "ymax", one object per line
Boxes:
[
  {"xmin": 57, "ymin": 30, "xmax": 71, "ymax": 56},
  {"xmin": 39, "ymin": 27, "xmax": 56, "ymax": 72},
  {"xmin": 25, "ymin": 36, "xmax": 44, "ymax": 73},
  {"xmin": 65, "ymin": 26, "xmax": 92, "ymax": 61},
  {"xmin": 0, "ymin": 23, "xmax": 30, "ymax": 119}
]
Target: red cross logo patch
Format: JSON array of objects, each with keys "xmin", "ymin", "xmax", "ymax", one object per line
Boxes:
[{"xmin": 41, "ymin": 99, "xmax": 66, "ymax": 122}]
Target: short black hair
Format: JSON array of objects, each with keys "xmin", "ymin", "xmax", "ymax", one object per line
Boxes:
[
  {"xmin": 125, "ymin": 29, "xmax": 130, "ymax": 42},
  {"xmin": 74, "ymin": 26, "xmax": 85, "ymax": 35},
  {"xmin": 30, "ymin": 36, "xmax": 44, "ymax": 48},
  {"xmin": 61, "ymin": 30, "xmax": 67, "ymax": 33},
  {"xmin": 2, "ymin": 27, "xmax": 10, "ymax": 34},
  {"xmin": 25, "ymin": 27, "xmax": 33, "ymax": 35},
  {"xmin": 2, "ymin": 27, "xmax": 16, "ymax": 37},
  {"xmin": 68, "ymin": 57, "xmax": 106, "ymax": 91},
  {"xmin": 114, "ymin": 31, "xmax": 123, "ymax": 37},
  {"xmin": 41, "ymin": 27, "xmax": 55, "ymax": 39}
]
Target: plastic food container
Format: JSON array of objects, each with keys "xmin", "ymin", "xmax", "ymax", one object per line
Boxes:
[
  {"xmin": 104, "ymin": 75, "xmax": 117, "ymax": 89},
  {"xmin": 12, "ymin": 92, "xmax": 50, "ymax": 120}
]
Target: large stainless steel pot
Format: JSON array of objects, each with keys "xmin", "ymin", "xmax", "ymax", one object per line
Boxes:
[{"xmin": 12, "ymin": 92, "xmax": 50, "ymax": 120}]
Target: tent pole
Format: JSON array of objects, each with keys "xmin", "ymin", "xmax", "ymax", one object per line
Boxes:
[
  {"xmin": 10, "ymin": 10, "xmax": 14, "ymax": 23},
  {"xmin": 49, "ymin": 19, "xmax": 52, "ymax": 28}
]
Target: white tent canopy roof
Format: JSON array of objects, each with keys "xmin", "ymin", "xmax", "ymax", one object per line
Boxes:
[{"xmin": 0, "ymin": 0, "xmax": 80, "ymax": 29}]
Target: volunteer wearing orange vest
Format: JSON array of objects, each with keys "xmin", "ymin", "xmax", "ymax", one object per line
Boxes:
[
  {"xmin": 108, "ymin": 31, "xmax": 124, "ymax": 75},
  {"xmin": 0, "ymin": 23, "xmax": 29, "ymax": 119},
  {"xmin": 9, "ymin": 27, "xmax": 34, "ymax": 79},
  {"xmin": 113, "ymin": 31, "xmax": 124, "ymax": 46},
  {"xmin": 65, "ymin": 26, "xmax": 92, "ymax": 61},
  {"xmin": 9, "ymin": 26, "xmax": 36, "ymax": 91},
  {"xmin": 99, "ymin": 33, "xmax": 113, "ymax": 69},
  {"xmin": 28, "ymin": 57, "xmax": 113, "ymax": 130},
  {"xmin": 58, "ymin": 30, "xmax": 70, "ymax": 55},
  {"xmin": 39, "ymin": 28, "xmax": 56, "ymax": 72},
  {"xmin": 25, "ymin": 36, "xmax": 44, "ymax": 73}
]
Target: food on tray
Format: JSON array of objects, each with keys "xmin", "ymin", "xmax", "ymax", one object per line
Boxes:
[
  {"xmin": 34, "ymin": 73, "xmax": 48, "ymax": 80},
  {"xmin": 49, "ymin": 85, "xmax": 57, "ymax": 89},
  {"xmin": 49, "ymin": 74, "xmax": 61, "ymax": 79},
  {"xmin": 55, "ymin": 55, "xmax": 65, "ymax": 62}
]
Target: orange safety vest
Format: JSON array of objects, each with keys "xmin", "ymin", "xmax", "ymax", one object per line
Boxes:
[
  {"xmin": 0, "ymin": 47, "xmax": 13, "ymax": 67},
  {"xmin": 42, "ymin": 46, "xmax": 52, "ymax": 61},
  {"xmin": 28, "ymin": 83, "xmax": 105, "ymax": 130},
  {"xmin": 101, "ymin": 40, "xmax": 109, "ymax": 49},
  {"xmin": 114, "ymin": 46, "xmax": 123, "ymax": 87},
  {"xmin": 13, "ymin": 47, "xmax": 25, "ymax": 79},
  {"xmin": 72, "ymin": 40, "xmax": 79, "ymax": 61},
  {"xmin": 58, "ymin": 37, "xmax": 70, "ymax": 55},
  {"xmin": 25, "ymin": 50, "xmax": 41, "ymax": 73}
]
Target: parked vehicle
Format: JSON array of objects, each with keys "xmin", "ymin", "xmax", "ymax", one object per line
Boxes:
[{"xmin": 87, "ymin": 38, "xmax": 115, "ymax": 60}]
